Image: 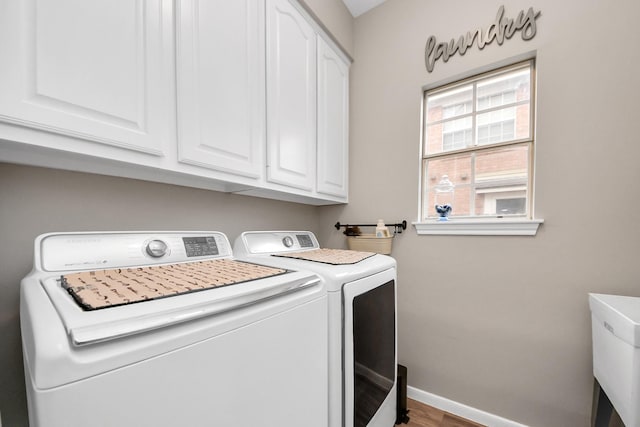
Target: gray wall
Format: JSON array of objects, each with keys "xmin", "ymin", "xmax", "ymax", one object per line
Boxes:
[
  {"xmin": 0, "ymin": 163, "xmax": 321, "ymax": 426},
  {"xmin": 301, "ymin": 0, "xmax": 354, "ymax": 56},
  {"xmin": 318, "ymin": 0, "xmax": 640, "ymax": 426},
  {"xmin": 4, "ymin": 1, "xmax": 640, "ymax": 426}
]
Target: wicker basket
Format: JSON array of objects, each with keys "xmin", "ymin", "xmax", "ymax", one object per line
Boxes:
[{"xmin": 347, "ymin": 234, "xmax": 393, "ymax": 255}]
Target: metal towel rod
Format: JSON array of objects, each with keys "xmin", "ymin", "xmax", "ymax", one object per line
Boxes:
[{"xmin": 334, "ymin": 220, "xmax": 407, "ymax": 235}]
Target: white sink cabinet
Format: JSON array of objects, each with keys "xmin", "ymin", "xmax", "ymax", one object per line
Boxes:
[{"xmin": 589, "ymin": 293, "xmax": 640, "ymax": 427}]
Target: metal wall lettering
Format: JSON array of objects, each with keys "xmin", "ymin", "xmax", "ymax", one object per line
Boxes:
[{"xmin": 425, "ymin": 5, "xmax": 541, "ymax": 73}]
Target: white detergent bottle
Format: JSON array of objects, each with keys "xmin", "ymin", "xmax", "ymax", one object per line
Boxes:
[{"xmin": 376, "ymin": 219, "xmax": 389, "ymax": 237}]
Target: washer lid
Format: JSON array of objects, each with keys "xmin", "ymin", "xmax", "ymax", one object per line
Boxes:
[{"xmin": 42, "ymin": 267, "xmax": 321, "ymax": 346}]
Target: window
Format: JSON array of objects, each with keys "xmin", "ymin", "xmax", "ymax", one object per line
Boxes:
[{"xmin": 420, "ymin": 60, "xmax": 535, "ymax": 222}]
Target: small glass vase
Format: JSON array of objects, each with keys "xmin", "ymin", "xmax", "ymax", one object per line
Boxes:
[{"xmin": 434, "ymin": 175, "xmax": 455, "ymax": 221}]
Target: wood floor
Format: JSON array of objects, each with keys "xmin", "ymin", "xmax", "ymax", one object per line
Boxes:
[{"xmin": 403, "ymin": 398, "xmax": 486, "ymax": 427}]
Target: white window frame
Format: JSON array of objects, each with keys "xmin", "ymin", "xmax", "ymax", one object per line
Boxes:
[{"xmin": 415, "ymin": 59, "xmax": 543, "ymax": 236}]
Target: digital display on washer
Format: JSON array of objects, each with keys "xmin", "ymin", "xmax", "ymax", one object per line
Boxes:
[
  {"xmin": 183, "ymin": 236, "xmax": 219, "ymax": 257},
  {"xmin": 296, "ymin": 234, "xmax": 314, "ymax": 248}
]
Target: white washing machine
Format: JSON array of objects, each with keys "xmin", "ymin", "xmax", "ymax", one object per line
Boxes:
[
  {"xmin": 234, "ymin": 231, "xmax": 397, "ymax": 427},
  {"xmin": 21, "ymin": 231, "xmax": 328, "ymax": 427}
]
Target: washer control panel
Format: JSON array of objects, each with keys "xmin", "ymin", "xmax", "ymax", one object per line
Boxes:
[
  {"xmin": 39, "ymin": 231, "xmax": 231, "ymax": 272},
  {"xmin": 183, "ymin": 236, "xmax": 219, "ymax": 257}
]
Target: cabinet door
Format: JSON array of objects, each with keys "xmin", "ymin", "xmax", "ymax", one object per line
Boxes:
[
  {"xmin": 266, "ymin": 0, "xmax": 316, "ymax": 191},
  {"xmin": 0, "ymin": 0, "xmax": 172, "ymax": 156},
  {"xmin": 176, "ymin": 0, "xmax": 265, "ymax": 179},
  {"xmin": 317, "ymin": 38, "xmax": 349, "ymax": 199}
]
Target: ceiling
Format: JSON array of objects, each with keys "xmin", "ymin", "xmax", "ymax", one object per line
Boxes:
[{"xmin": 341, "ymin": 0, "xmax": 387, "ymax": 17}]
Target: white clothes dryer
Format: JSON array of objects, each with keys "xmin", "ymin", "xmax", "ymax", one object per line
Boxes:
[
  {"xmin": 234, "ymin": 231, "xmax": 397, "ymax": 427},
  {"xmin": 21, "ymin": 231, "xmax": 328, "ymax": 427}
]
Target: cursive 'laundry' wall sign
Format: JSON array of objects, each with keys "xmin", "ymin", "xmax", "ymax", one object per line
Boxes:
[{"xmin": 425, "ymin": 5, "xmax": 541, "ymax": 73}]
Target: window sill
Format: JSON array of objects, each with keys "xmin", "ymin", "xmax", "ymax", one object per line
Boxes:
[{"xmin": 413, "ymin": 218, "xmax": 543, "ymax": 236}]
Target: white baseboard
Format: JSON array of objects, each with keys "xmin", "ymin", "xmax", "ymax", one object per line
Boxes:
[{"xmin": 407, "ymin": 385, "xmax": 529, "ymax": 427}]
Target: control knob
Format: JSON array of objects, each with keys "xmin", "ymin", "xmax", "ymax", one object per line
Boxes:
[
  {"xmin": 146, "ymin": 240, "xmax": 168, "ymax": 258},
  {"xmin": 282, "ymin": 236, "xmax": 294, "ymax": 248}
]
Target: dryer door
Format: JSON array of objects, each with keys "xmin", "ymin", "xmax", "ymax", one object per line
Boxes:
[{"xmin": 343, "ymin": 268, "xmax": 397, "ymax": 427}]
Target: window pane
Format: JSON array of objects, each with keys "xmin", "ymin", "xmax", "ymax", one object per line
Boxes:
[
  {"xmin": 424, "ymin": 154, "xmax": 472, "ymax": 218},
  {"xmin": 474, "ymin": 145, "xmax": 529, "ymax": 216},
  {"xmin": 428, "ymin": 117, "xmax": 472, "ymax": 154},
  {"xmin": 476, "ymin": 103, "xmax": 529, "ymax": 144},
  {"xmin": 441, "ymin": 117, "xmax": 472, "ymax": 151},
  {"xmin": 426, "ymin": 84, "xmax": 472, "ymax": 123},
  {"xmin": 425, "ymin": 84, "xmax": 473, "ymax": 155},
  {"xmin": 476, "ymin": 67, "xmax": 530, "ymax": 111},
  {"xmin": 476, "ymin": 107, "xmax": 517, "ymax": 145},
  {"xmin": 496, "ymin": 198, "xmax": 526, "ymax": 214}
]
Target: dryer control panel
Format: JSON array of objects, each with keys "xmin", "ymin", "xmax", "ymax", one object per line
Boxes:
[
  {"xmin": 235, "ymin": 231, "xmax": 320, "ymax": 256},
  {"xmin": 38, "ymin": 231, "xmax": 231, "ymax": 272}
]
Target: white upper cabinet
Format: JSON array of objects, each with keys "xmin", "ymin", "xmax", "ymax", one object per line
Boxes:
[
  {"xmin": 176, "ymin": 0, "xmax": 265, "ymax": 179},
  {"xmin": 0, "ymin": 0, "xmax": 173, "ymax": 156},
  {"xmin": 266, "ymin": 0, "xmax": 317, "ymax": 192},
  {"xmin": 0, "ymin": 0, "xmax": 350, "ymax": 205},
  {"xmin": 317, "ymin": 37, "xmax": 349, "ymax": 199}
]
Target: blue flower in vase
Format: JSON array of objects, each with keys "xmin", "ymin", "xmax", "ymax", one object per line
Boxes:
[{"xmin": 435, "ymin": 204, "xmax": 452, "ymax": 220}]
